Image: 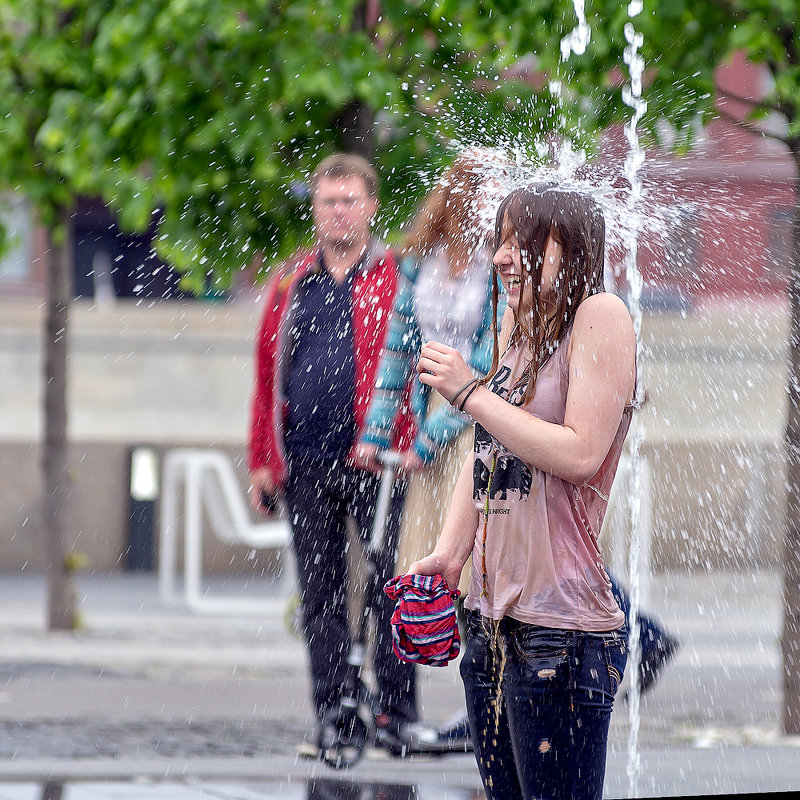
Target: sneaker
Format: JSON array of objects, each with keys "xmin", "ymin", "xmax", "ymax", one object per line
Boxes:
[
  {"xmin": 374, "ymin": 719, "xmax": 438, "ymax": 757},
  {"xmin": 436, "ymin": 712, "xmax": 473, "ymax": 752},
  {"xmin": 639, "ymin": 633, "xmax": 679, "ymax": 694},
  {"xmin": 376, "ymin": 717, "xmax": 472, "ymax": 757},
  {"xmin": 295, "ymin": 740, "xmax": 320, "ymax": 759}
]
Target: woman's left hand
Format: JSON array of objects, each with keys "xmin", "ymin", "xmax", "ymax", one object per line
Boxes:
[
  {"xmin": 407, "ymin": 553, "xmax": 462, "ymax": 596},
  {"xmin": 417, "ymin": 341, "xmax": 475, "ymax": 403}
]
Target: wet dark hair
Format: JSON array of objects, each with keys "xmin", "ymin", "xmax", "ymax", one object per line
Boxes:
[{"xmin": 484, "ymin": 185, "xmax": 605, "ymax": 403}]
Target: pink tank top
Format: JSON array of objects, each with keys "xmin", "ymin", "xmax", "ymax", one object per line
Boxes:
[{"xmin": 464, "ymin": 328, "xmax": 629, "ymax": 631}]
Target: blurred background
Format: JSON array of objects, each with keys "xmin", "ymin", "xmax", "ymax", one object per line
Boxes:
[{"xmin": 1, "ymin": 1, "xmax": 799, "ymax": 794}]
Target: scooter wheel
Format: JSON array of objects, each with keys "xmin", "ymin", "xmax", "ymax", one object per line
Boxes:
[{"xmin": 318, "ymin": 709, "xmax": 369, "ymax": 769}]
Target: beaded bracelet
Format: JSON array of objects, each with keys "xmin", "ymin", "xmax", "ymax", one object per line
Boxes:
[
  {"xmin": 448, "ymin": 377, "xmax": 479, "ymax": 407},
  {"xmin": 458, "ymin": 381, "xmax": 480, "ymax": 412}
]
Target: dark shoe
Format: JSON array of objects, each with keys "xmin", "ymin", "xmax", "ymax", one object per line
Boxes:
[
  {"xmin": 639, "ymin": 633, "xmax": 679, "ymax": 694},
  {"xmin": 374, "ymin": 718, "xmax": 410, "ymax": 757}
]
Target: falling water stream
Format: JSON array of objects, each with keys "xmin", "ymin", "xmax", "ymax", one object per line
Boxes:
[{"xmin": 621, "ymin": 1, "xmax": 647, "ymax": 796}]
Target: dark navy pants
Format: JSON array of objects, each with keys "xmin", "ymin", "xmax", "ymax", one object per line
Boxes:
[
  {"xmin": 609, "ymin": 572, "xmax": 667, "ymax": 654},
  {"xmin": 284, "ymin": 455, "xmax": 416, "ymax": 725},
  {"xmin": 460, "ymin": 609, "xmax": 627, "ymax": 800}
]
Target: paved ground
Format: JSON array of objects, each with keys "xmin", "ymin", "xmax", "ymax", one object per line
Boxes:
[{"xmin": 1, "ymin": 568, "xmax": 799, "ymax": 799}]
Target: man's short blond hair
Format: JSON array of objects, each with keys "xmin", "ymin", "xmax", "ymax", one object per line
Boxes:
[{"xmin": 310, "ymin": 153, "xmax": 379, "ymax": 198}]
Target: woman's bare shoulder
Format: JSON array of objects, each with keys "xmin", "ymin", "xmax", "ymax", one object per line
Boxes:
[{"xmin": 573, "ymin": 292, "xmax": 634, "ymax": 337}]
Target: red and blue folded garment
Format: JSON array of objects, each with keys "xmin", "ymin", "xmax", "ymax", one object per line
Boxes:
[{"xmin": 383, "ymin": 573, "xmax": 461, "ymax": 667}]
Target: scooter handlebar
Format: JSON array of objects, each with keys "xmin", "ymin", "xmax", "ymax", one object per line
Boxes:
[
  {"xmin": 376, "ymin": 450, "xmax": 402, "ymax": 468},
  {"xmin": 370, "ymin": 451, "xmax": 401, "ymax": 554}
]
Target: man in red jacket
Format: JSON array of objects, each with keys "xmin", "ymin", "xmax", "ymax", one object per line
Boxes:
[{"xmin": 248, "ymin": 153, "xmax": 426, "ymax": 755}]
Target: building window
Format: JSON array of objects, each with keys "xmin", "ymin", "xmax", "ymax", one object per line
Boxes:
[
  {"xmin": 0, "ymin": 193, "xmax": 32, "ymax": 281},
  {"xmin": 659, "ymin": 204, "xmax": 700, "ymax": 283},
  {"xmin": 769, "ymin": 205, "xmax": 795, "ymax": 279},
  {"xmin": 73, "ymin": 198, "xmax": 190, "ymax": 300}
]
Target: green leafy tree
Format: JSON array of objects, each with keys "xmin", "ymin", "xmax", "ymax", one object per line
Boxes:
[
  {"xmin": 630, "ymin": 0, "xmax": 800, "ymax": 736},
  {"xmin": 43, "ymin": 0, "xmax": 655, "ymax": 292},
  {"xmin": 0, "ymin": 0, "xmax": 114, "ymax": 630},
  {"xmin": 711, "ymin": 0, "xmax": 800, "ymax": 738}
]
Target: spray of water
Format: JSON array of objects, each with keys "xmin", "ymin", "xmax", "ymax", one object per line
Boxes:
[{"xmin": 435, "ymin": 7, "xmax": 650, "ymax": 794}]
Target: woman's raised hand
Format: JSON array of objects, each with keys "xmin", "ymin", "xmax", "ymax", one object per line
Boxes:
[{"xmin": 417, "ymin": 341, "xmax": 475, "ymax": 403}]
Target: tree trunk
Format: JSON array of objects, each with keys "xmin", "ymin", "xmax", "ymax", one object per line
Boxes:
[
  {"xmin": 336, "ymin": 99, "xmax": 376, "ymax": 159},
  {"xmin": 43, "ymin": 207, "xmax": 77, "ymax": 631},
  {"xmin": 782, "ymin": 142, "xmax": 800, "ymax": 734},
  {"xmin": 41, "ymin": 783, "xmax": 63, "ymax": 800},
  {"xmin": 334, "ymin": 2, "xmax": 377, "ymax": 159}
]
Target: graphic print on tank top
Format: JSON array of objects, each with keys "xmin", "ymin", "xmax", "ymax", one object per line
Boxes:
[{"xmin": 473, "ymin": 363, "xmax": 533, "ymax": 501}]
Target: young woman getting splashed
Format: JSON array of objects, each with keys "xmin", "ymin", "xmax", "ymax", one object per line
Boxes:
[{"xmin": 410, "ymin": 185, "xmax": 636, "ymax": 800}]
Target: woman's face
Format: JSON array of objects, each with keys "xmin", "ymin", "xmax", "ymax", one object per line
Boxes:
[{"xmin": 493, "ymin": 220, "xmax": 563, "ymax": 314}]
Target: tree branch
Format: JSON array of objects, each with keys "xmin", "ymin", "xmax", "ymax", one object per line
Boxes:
[
  {"xmin": 774, "ymin": 21, "xmax": 799, "ymax": 67},
  {"xmin": 717, "ymin": 85, "xmax": 789, "ymax": 117},
  {"xmin": 704, "ymin": 0, "xmax": 746, "ymax": 24},
  {"xmin": 715, "ymin": 105, "xmax": 791, "ymax": 146}
]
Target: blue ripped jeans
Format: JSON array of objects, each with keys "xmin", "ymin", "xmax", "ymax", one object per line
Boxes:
[{"xmin": 460, "ymin": 610, "xmax": 628, "ymax": 800}]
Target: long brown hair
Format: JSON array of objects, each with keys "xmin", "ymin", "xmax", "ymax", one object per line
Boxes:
[
  {"xmin": 484, "ymin": 185, "xmax": 606, "ymax": 403},
  {"xmin": 403, "ymin": 151, "xmax": 498, "ymax": 274}
]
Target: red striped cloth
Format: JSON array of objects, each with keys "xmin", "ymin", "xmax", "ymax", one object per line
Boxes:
[{"xmin": 383, "ymin": 573, "xmax": 460, "ymax": 667}]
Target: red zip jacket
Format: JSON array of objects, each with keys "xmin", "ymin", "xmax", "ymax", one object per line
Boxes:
[{"xmin": 248, "ymin": 240, "xmax": 415, "ymax": 485}]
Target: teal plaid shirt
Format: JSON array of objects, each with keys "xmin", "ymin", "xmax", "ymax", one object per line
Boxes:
[{"xmin": 360, "ymin": 255, "xmax": 506, "ymax": 464}]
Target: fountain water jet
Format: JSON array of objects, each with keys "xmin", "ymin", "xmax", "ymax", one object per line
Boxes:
[{"xmin": 621, "ymin": 2, "xmax": 648, "ymax": 797}]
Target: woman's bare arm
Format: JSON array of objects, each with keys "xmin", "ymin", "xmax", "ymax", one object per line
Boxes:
[{"xmin": 418, "ymin": 293, "xmax": 635, "ymax": 485}]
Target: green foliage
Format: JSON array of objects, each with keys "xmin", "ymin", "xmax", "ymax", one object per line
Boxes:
[
  {"xmin": 0, "ymin": 0, "xmax": 104, "ymax": 228},
  {"xmin": 1, "ymin": 0, "xmax": 798, "ymax": 290}
]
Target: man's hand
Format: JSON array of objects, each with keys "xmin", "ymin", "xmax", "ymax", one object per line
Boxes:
[
  {"xmin": 249, "ymin": 466, "xmax": 279, "ymax": 514},
  {"xmin": 348, "ymin": 442, "xmax": 382, "ymax": 473},
  {"xmin": 397, "ymin": 449, "xmax": 425, "ymax": 478}
]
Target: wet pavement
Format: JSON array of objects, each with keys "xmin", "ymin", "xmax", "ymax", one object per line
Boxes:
[
  {"xmin": 1, "ymin": 568, "xmax": 799, "ymax": 798},
  {"xmin": 0, "ymin": 780, "xmax": 478, "ymax": 799}
]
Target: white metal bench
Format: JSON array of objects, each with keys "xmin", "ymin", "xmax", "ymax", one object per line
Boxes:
[{"xmin": 158, "ymin": 448, "xmax": 291, "ymax": 613}]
